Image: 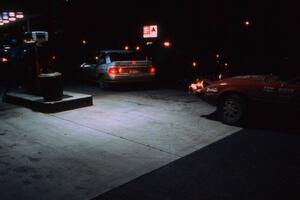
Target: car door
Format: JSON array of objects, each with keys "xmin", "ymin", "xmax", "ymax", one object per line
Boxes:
[
  {"xmin": 255, "ymin": 76, "xmax": 281, "ymax": 103},
  {"xmin": 278, "ymin": 76, "xmax": 300, "ymax": 107},
  {"xmin": 93, "ymin": 52, "xmax": 107, "ymax": 80},
  {"xmin": 80, "ymin": 57, "xmax": 97, "ymax": 80}
]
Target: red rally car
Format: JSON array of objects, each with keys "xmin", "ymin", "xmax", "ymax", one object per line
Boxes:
[{"xmin": 189, "ymin": 74, "xmax": 300, "ymax": 125}]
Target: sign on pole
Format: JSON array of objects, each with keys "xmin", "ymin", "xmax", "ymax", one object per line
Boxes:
[{"xmin": 143, "ymin": 25, "xmax": 158, "ymax": 38}]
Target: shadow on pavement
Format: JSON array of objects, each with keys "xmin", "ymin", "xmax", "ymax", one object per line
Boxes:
[
  {"xmin": 92, "ymin": 129, "xmax": 300, "ymax": 200},
  {"xmin": 201, "ymin": 106, "xmax": 299, "ymax": 134}
]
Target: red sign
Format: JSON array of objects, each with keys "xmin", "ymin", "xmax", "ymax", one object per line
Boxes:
[{"xmin": 143, "ymin": 25, "xmax": 158, "ymax": 38}]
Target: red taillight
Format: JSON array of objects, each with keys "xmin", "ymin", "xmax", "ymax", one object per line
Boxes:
[
  {"xmin": 149, "ymin": 66, "xmax": 155, "ymax": 74},
  {"xmin": 131, "ymin": 61, "xmax": 137, "ymax": 65},
  {"xmin": 108, "ymin": 67, "xmax": 119, "ymax": 76}
]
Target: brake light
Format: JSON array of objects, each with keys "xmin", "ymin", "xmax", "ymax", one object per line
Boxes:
[
  {"xmin": 132, "ymin": 61, "xmax": 136, "ymax": 65},
  {"xmin": 149, "ymin": 66, "xmax": 155, "ymax": 74},
  {"xmin": 1, "ymin": 58, "xmax": 8, "ymax": 63},
  {"xmin": 108, "ymin": 67, "xmax": 119, "ymax": 76}
]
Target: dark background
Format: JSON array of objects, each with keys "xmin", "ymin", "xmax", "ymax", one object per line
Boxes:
[{"xmin": 1, "ymin": 0, "xmax": 299, "ymax": 80}]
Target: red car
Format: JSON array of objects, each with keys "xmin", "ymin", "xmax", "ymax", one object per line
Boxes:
[{"xmin": 190, "ymin": 74, "xmax": 300, "ymax": 125}]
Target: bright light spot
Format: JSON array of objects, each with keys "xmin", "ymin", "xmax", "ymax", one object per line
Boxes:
[
  {"xmin": 16, "ymin": 12, "xmax": 24, "ymax": 19},
  {"xmin": 52, "ymin": 55, "xmax": 56, "ymax": 60},
  {"xmin": 163, "ymin": 41, "xmax": 171, "ymax": 48},
  {"xmin": 136, "ymin": 46, "xmax": 140, "ymax": 51},
  {"xmin": 224, "ymin": 63, "xmax": 229, "ymax": 68},
  {"xmin": 192, "ymin": 61, "xmax": 197, "ymax": 67},
  {"xmin": 244, "ymin": 20, "xmax": 251, "ymax": 27},
  {"xmin": 95, "ymin": 56, "xmax": 99, "ymax": 60},
  {"xmin": 150, "ymin": 66, "xmax": 156, "ymax": 74},
  {"xmin": 82, "ymin": 40, "xmax": 87, "ymax": 45},
  {"xmin": 9, "ymin": 12, "xmax": 15, "ymax": 17},
  {"xmin": 0, "ymin": 22, "xmax": 3, "ymax": 26},
  {"xmin": 124, "ymin": 46, "xmax": 129, "ymax": 50},
  {"xmin": 216, "ymin": 54, "xmax": 220, "ymax": 58},
  {"xmin": 1, "ymin": 58, "xmax": 8, "ymax": 62},
  {"xmin": 9, "ymin": 17, "xmax": 16, "ymax": 21},
  {"xmin": 3, "ymin": 20, "xmax": 9, "ymax": 24},
  {"xmin": 219, "ymin": 74, "xmax": 222, "ymax": 80},
  {"xmin": 4, "ymin": 49, "xmax": 8, "ymax": 52},
  {"xmin": 146, "ymin": 41, "xmax": 153, "ymax": 46}
]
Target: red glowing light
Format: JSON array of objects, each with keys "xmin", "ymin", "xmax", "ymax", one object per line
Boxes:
[
  {"xmin": 108, "ymin": 67, "xmax": 119, "ymax": 76},
  {"xmin": 132, "ymin": 61, "xmax": 137, "ymax": 65},
  {"xmin": 150, "ymin": 66, "xmax": 156, "ymax": 74}
]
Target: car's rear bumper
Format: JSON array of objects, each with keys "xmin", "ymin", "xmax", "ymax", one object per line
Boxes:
[{"xmin": 103, "ymin": 74, "xmax": 155, "ymax": 83}]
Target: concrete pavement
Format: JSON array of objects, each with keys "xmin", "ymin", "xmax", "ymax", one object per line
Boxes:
[{"xmin": 0, "ymin": 84, "xmax": 240, "ymax": 200}]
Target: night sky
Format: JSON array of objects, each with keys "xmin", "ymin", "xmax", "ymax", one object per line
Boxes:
[{"xmin": 1, "ymin": 0, "xmax": 300, "ymax": 75}]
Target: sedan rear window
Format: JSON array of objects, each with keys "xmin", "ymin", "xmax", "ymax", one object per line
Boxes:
[{"xmin": 109, "ymin": 52, "xmax": 148, "ymax": 62}]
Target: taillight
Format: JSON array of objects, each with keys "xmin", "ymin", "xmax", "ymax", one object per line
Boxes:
[
  {"xmin": 108, "ymin": 67, "xmax": 119, "ymax": 76},
  {"xmin": 149, "ymin": 66, "xmax": 155, "ymax": 74}
]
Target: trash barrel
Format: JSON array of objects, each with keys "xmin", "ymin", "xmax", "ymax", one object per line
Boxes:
[{"xmin": 38, "ymin": 72, "xmax": 63, "ymax": 101}]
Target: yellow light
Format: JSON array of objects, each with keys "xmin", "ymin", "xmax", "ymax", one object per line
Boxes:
[
  {"xmin": 124, "ymin": 46, "xmax": 129, "ymax": 50},
  {"xmin": 192, "ymin": 61, "xmax": 197, "ymax": 67},
  {"xmin": 136, "ymin": 46, "xmax": 140, "ymax": 51},
  {"xmin": 163, "ymin": 41, "xmax": 171, "ymax": 48}
]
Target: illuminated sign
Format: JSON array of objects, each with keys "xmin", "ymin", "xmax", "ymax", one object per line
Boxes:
[{"xmin": 143, "ymin": 25, "xmax": 158, "ymax": 38}]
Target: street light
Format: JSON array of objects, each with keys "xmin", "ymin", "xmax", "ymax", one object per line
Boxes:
[
  {"xmin": 124, "ymin": 46, "xmax": 129, "ymax": 51},
  {"xmin": 192, "ymin": 61, "xmax": 197, "ymax": 68},
  {"xmin": 163, "ymin": 41, "xmax": 171, "ymax": 48},
  {"xmin": 244, "ymin": 20, "xmax": 251, "ymax": 27}
]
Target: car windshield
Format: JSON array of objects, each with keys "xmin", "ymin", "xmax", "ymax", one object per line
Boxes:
[{"xmin": 109, "ymin": 52, "xmax": 148, "ymax": 62}]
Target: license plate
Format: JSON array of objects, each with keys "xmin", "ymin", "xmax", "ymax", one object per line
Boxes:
[{"xmin": 130, "ymin": 69, "xmax": 140, "ymax": 74}]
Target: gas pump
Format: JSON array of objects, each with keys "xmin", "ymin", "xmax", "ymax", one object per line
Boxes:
[
  {"xmin": 23, "ymin": 31, "xmax": 62, "ymax": 101},
  {"xmin": 23, "ymin": 31, "xmax": 49, "ymax": 94}
]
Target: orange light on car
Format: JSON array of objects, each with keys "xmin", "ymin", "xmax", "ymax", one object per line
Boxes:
[{"xmin": 150, "ymin": 66, "xmax": 156, "ymax": 74}]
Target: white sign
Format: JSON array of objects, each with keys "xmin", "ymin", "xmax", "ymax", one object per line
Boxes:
[{"xmin": 143, "ymin": 25, "xmax": 158, "ymax": 38}]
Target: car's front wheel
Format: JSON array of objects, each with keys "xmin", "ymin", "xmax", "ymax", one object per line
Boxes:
[{"xmin": 218, "ymin": 94, "xmax": 244, "ymax": 125}]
